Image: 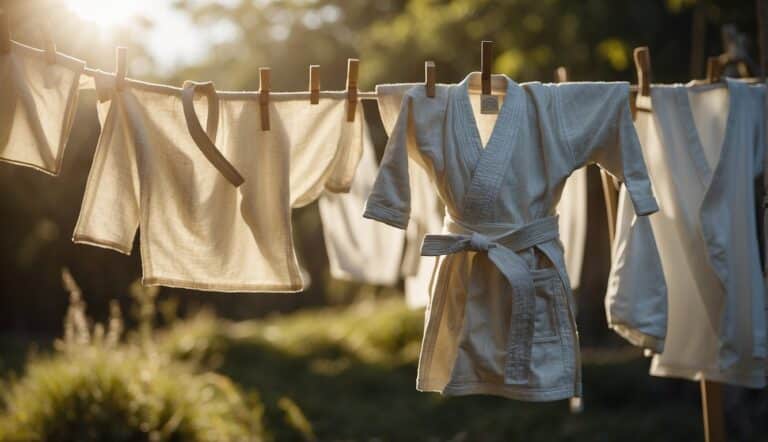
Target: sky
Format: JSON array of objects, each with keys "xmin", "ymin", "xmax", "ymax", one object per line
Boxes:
[{"xmin": 64, "ymin": 0, "xmax": 239, "ymax": 74}]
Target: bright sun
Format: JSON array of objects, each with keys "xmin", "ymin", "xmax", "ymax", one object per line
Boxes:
[{"xmin": 66, "ymin": 0, "xmax": 154, "ymax": 27}]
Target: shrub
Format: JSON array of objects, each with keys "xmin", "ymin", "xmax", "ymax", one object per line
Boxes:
[{"xmin": 0, "ymin": 271, "xmax": 264, "ymax": 442}]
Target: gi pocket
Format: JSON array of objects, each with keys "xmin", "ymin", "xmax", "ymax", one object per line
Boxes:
[{"xmin": 532, "ymin": 271, "xmax": 561, "ymax": 344}]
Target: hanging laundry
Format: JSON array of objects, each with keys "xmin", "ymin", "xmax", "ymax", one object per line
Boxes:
[
  {"xmin": 365, "ymin": 73, "xmax": 658, "ymax": 401},
  {"xmin": 318, "ymin": 120, "xmax": 405, "ymax": 286},
  {"xmin": 376, "ymin": 83, "xmax": 589, "ymax": 308},
  {"xmin": 608, "ymin": 81, "xmax": 767, "ymax": 388},
  {"xmin": 73, "ymin": 77, "xmax": 363, "ymax": 292},
  {"xmin": 287, "ymin": 95, "xmax": 364, "ymax": 208},
  {"xmin": 605, "ymin": 181, "xmax": 667, "ymax": 353},
  {"xmin": 556, "ymin": 167, "xmax": 588, "ymax": 292},
  {"xmin": 376, "ymin": 84, "xmax": 445, "ymax": 308},
  {"xmin": 0, "ymin": 42, "xmax": 84, "ymax": 175}
]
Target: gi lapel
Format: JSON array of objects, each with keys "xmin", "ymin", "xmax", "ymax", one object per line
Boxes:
[{"xmin": 455, "ymin": 74, "xmax": 524, "ymax": 222}]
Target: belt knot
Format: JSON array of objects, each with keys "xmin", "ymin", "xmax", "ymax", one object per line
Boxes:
[{"xmin": 468, "ymin": 232, "xmax": 494, "ymax": 252}]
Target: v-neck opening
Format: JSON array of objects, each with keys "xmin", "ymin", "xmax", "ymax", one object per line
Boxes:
[
  {"xmin": 459, "ymin": 73, "xmax": 516, "ymax": 153},
  {"xmin": 677, "ymin": 79, "xmax": 734, "ymax": 186},
  {"xmin": 452, "ymin": 73, "xmax": 525, "ymax": 221}
]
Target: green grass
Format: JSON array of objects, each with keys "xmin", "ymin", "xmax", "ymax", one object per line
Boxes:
[
  {"xmin": 161, "ymin": 298, "xmax": 704, "ymax": 442},
  {"xmin": 1, "ymin": 296, "xmax": 708, "ymax": 442}
]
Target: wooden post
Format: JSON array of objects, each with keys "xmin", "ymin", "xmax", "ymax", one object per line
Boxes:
[{"xmin": 701, "ymin": 380, "xmax": 727, "ymax": 442}]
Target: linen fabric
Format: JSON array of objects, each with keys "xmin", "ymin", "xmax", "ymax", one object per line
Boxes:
[
  {"xmin": 318, "ymin": 120, "xmax": 405, "ymax": 286},
  {"xmin": 0, "ymin": 42, "xmax": 84, "ymax": 175},
  {"xmin": 366, "ymin": 73, "xmax": 657, "ymax": 401},
  {"xmin": 74, "ymin": 76, "xmax": 363, "ymax": 292},
  {"xmin": 377, "ymin": 84, "xmax": 445, "ymax": 308},
  {"xmin": 609, "ymin": 81, "xmax": 767, "ymax": 387}
]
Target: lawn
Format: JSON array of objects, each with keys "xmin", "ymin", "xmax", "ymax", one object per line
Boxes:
[
  {"xmin": 159, "ymin": 298, "xmax": 705, "ymax": 442},
  {"xmin": 0, "ymin": 297, "xmax": 713, "ymax": 441}
]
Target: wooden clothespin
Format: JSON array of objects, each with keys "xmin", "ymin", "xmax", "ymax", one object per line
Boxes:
[
  {"xmin": 0, "ymin": 11, "xmax": 11, "ymax": 54},
  {"xmin": 346, "ymin": 58, "xmax": 358, "ymax": 122},
  {"xmin": 115, "ymin": 47, "xmax": 127, "ymax": 91},
  {"xmin": 259, "ymin": 67, "xmax": 271, "ymax": 131},
  {"xmin": 424, "ymin": 61, "xmax": 436, "ymax": 98},
  {"xmin": 633, "ymin": 46, "xmax": 652, "ymax": 96},
  {"xmin": 41, "ymin": 21, "xmax": 56, "ymax": 64},
  {"xmin": 706, "ymin": 56, "xmax": 722, "ymax": 83},
  {"xmin": 481, "ymin": 40, "xmax": 493, "ymax": 95},
  {"xmin": 554, "ymin": 66, "xmax": 568, "ymax": 83},
  {"xmin": 309, "ymin": 65, "xmax": 320, "ymax": 105}
]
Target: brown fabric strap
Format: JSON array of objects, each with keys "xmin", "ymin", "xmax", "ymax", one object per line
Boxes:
[{"xmin": 181, "ymin": 80, "xmax": 244, "ymax": 187}]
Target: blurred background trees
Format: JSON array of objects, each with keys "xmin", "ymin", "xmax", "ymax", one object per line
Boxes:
[{"xmin": 0, "ymin": 0, "xmax": 760, "ymax": 334}]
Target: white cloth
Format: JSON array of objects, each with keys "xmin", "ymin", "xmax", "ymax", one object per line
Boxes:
[
  {"xmin": 365, "ymin": 73, "xmax": 657, "ymax": 401},
  {"xmin": 0, "ymin": 42, "xmax": 84, "ymax": 175},
  {"xmin": 556, "ymin": 167, "xmax": 588, "ymax": 291},
  {"xmin": 318, "ymin": 121, "xmax": 405, "ymax": 286},
  {"xmin": 74, "ymin": 77, "xmax": 362, "ymax": 292},
  {"xmin": 609, "ymin": 81, "xmax": 767, "ymax": 388}
]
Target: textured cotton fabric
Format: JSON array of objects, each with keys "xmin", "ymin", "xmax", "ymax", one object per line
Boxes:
[
  {"xmin": 0, "ymin": 42, "xmax": 84, "ymax": 175},
  {"xmin": 557, "ymin": 167, "xmax": 588, "ymax": 291},
  {"xmin": 365, "ymin": 73, "xmax": 657, "ymax": 401},
  {"xmin": 377, "ymin": 84, "xmax": 444, "ymax": 308},
  {"xmin": 608, "ymin": 81, "xmax": 767, "ymax": 387},
  {"xmin": 376, "ymin": 83, "xmax": 589, "ymax": 307},
  {"xmin": 74, "ymin": 76, "xmax": 363, "ymax": 292},
  {"xmin": 318, "ymin": 121, "xmax": 405, "ymax": 285},
  {"xmin": 606, "ymin": 180, "xmax": 667, "ymax": 353}
]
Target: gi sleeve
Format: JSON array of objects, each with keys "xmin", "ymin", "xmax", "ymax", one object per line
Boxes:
[
  {"xmin": 72, "ymin": 96, "xmax": 140, "ymax": 254},
  {"xmin": 605, "ymin": 186, "xmax": 667, "ymax": 354},
  {"xmin": 363, "ymin": 94, "xmax": 413, "ymax": 230},
  {"xmin": 556, "ymin": 82, "xmax": 659, "ymax": 216}
]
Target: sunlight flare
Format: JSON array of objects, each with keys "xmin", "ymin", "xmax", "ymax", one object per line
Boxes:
[{"xmin": 65, "ymin": 0, "xmax": 155, "ymax": 28}]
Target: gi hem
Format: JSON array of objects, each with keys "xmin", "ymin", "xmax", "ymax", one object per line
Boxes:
[
  {"xmin": 0, "ymin": 157, "xmax": 61, "ymax": 176},
  {"xmin": 609, "ymin": 323, "xmax": 665, "ymax": 354},
  {"xmin": 142, "ymin": 276, "xmax": 305, "ymax": 293},
  {"xmin": 650, "ymin": 361, "xmax": 767, "ymax": 389},
  {"xmin": 362, "ymin": 202, "xmax": 408, "ymax": 229},
  {"xmin": 418, "ymin": 379, "xmax": 576, "ymax": 402},
  {"xmin": 72, "ymin": 234, "xmax": 132, "ymax": 255}
]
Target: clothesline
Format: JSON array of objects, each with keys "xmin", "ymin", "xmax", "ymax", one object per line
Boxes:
[
  {"xmin": 12, "ymin": 38, "xmax": 655, "ymax": 102},
  {"xmin": 3, "ymin": 15, "xmax": 768, "ymax": 442},
  {"xmin": 81, "ymin": 65, "xmax": 380, "ymax": 100}
]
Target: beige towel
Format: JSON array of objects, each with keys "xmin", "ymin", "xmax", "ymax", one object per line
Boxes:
[
  {"xmin": 0, "ymin": 42, "xmax": 84, "ymax": 175},
  {"xmin": 74, "ymin": 76, "xmax": 362, "ymax": 292}
]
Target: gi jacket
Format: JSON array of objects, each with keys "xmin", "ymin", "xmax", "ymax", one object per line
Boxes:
[
  {"xmin": 608, "ymin": 80, "xmax": 768, "ymax": 388},
  {"xmin": 365, "ymin": 72, "xmax": 658, "ymax": 401}
]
